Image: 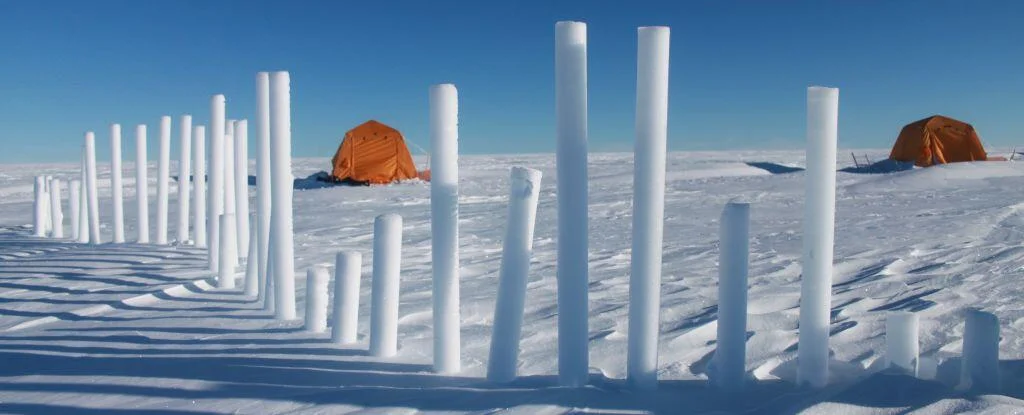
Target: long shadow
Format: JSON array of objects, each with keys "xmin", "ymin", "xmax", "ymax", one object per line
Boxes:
[
  {"xmin": 0, "ymin": 403, "xmax": 221, "ymax": 415},
  {"xmin": 745, "ymin": 162, "xmax": 805, "ymax": 174},
  {"xmin": 48, "ymin": 326, "xmax": 298, "ymax": 335},
  {"xmin": 0, "ymin": 281, "xmax": 151, "ymax": 296}
]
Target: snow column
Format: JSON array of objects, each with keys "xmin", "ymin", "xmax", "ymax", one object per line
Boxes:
[
  {"xmin": 370, "ymin": 213, "xmax": 402, "ymax": 357},
  {"xmin": 177, "ymin": 115, "xmax": 192, "ymax": 243},
  {"xmin": 270, "ymin": 72, "xmax": 296, "ymax": 320},
  {"xmin": 243, "ymin": 215, "xmax": 259, "ymax": 296},
  {"xmin": 209, "ymin": 95, "xmax": 226, "ymax": 271},
  {"xmin": 85, "ymin": 132, "xmax": 100, "ymax": 244},
  {"xmin": 70, "ymin": 180, "xmax": 81, "ymax": 240},
  {"xmin": 555, "ymin": 20, "xmax": 590, "ymax": 387},
  {"xmin": 218, "ymin": 214, "xmax": 237, "ymax": 289},
  {"xmin": 626, "ymin": 25, "xmax": 671, "ymax": 391},
  {"xmin": 234, "ymin": 120, "xmax": 249, "ymax": 259},
  {"xmin": 711, "ymin": 202, "xmax": 750, "ymax": 391},
  {"xmin": 136, "ymin": 125, "xmax": 150, "ymax": 244},
  {"xmin": 885, "ymin": 311, "xmax": 919, "ymax": 376},
  {"xmin": 304, "ymin": 266, "xmax": 330, "ymax": 333},
  {"xmin": 111, "ymin": 124, "xmax": 125, "ymax": 243},
  {"xmin": 797, "ymin": 86, "xmax": 839, "ymax": 389},
  {"xmin": 49, "ymin": 179, "xmax": 63, "ymax": 238},
  {"xmin": 193, "ymin": 125, "xmax": 207, "ymax": 248},
  {"xmin": 78, "ymin": 156, "xmax": 89, "ymax": 243},
  {"xmin": 256, "ymin": 72, "xmax": 273, "ymax": 305},
  {"xmin": 961, "ymin": 309, "xmax": 1000, "ymax": 393},
  {"xmin": 33, "ymin": 176, "xmax": 46, "ymax": 237},
  {"xmin": 430, "ymin": 83, "xmax": 461, "ymax": 374},
  {"xmin": 223, "ymin": 132, "xmax": 239, "ymax": 270},
  {"xmin": 43, "ymin": 177, "xmax": 52, "ymax": 234},
  {"xmin": 332, "ymin": 251, "xmax": 361, "ymax": 344},
  {"xmin": 486, "ymin": 166, "xmax": 543, "ymax": 383},
  {"xmin": 156, "ymin": 116, "xmax": 171, "ymax": 245}
]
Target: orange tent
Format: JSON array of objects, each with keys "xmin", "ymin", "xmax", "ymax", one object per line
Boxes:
[
  {"xmin": 889, "ymin": 115, "xmax": 988, "ymax": 167},
  {"xmin": 330, "ymin": 120, "xmax": 425, "ymax": 184}
]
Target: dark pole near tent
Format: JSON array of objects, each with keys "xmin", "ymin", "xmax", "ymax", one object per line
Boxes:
[{"xmin": 851, "ymin": 152, "xmax": 860, "ymax": 168}]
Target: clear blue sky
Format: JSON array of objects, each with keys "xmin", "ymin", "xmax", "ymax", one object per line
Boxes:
[{"xmin": 1, "ymin": 0, "xmax": 1022, "ymax": 163}]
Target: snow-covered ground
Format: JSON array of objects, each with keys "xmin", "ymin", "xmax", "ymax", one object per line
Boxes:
[{"xmin": 0, "ymin": 149, "xmax": 1022, "ymax": 414}]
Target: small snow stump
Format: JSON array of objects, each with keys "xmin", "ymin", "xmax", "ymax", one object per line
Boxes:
[
  {"xmin": 69, "ymin": 180, "xmax": 81, "ymax": 240},
  {"xmin": 304, "ymin": 266, "xmax": 329, "ymax": 333},
  {"xmin": 49, "ymin": 178, "xmax": 63, "ymax": 238},
  {"xmin": 885, "ymin": 311, "xmax": 919, "ymax": 377},
  {"xmin": 33, "ymin": 176, "xmax": 46, "ymax": 237},
  {"xmin": 332, "ymin": 251, "xmax": 362, "ymax": 344},
  {"xmin": 960, "ymin": 309, "xmax": 1000, "ymax": 393}
]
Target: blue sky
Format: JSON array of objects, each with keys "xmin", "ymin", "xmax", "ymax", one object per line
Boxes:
[{"xmin": 1, "ymin": 0, "xmax": 1022, "ymax": 163}]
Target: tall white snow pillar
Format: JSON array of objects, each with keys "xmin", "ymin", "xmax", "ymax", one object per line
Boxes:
[
  {"xmin": 156, "ymin": 116, "xmax": 171, "ymax": 245},
  {"xmin": 49, "ymin": 178, "xmax": 63, "ymax": 238},
  {"xmin": 797, "ymin": 86, "xmax": 839, "ymax": 389},
  {"xmin": 209, "ymin": 94, "xmax": 226, "ymax": 271},
  {"xmin": 555, "ymin": 20, "xmax": 590, "ymax": 388},
  {"xmin": 304, "ymin": 266, "xmax": 330, "ymax": 333},
  {"xmin": 111, "ymin": 124, "xmax": 125, "ymax": 243},
  {"xmin": 177, "ymin": 115, "xmax": 192, "ymax": 243},
  {"xmin": 234, "ymin": 119, "xmax": 250, "ymax": 258},
  {"xmin": 486, "ymin": 166, "xmax": 543, "ymax": 383},
  {"xmin": 217, "ymin": 213, "xmax": 237, "ymax": 289},
  {"xmin": 136, "ymin": 125, "xmax": 150, "ymax": 244},
  {"xmin": 223, "ymin": 132, "xmax": 238, "ymax": 268},
  {"xmin": 960, "ymin": 309, "xmax": 1000, "ymax": 393},
  {"xmin": 270, "ymin": 71, "xmax": 297, "ymax": 320},
  {"xmin": 43, "ymin": 177, "xmax": 52, "ymax": 235},
  {"xmin": 332, "ymin": 251, "xmax": 362, "ymax": 344},
  {"xmin": 70, "ymin": 179, "xmax": 81, "ymax": 241},
  {"xmin": 885, "ymin": 311, "xmax": 919, "ymax": 376},
  {"xmin": 193, "ymin": 125, "xmax": 207, "ymax": 248},
  {"xmin": 243, "ymin": 215, "xmax": 259, "ymax": 296},
  {"xmin": 625, "ymin": 25, "xmax": 671, "ymax": 391},
  {"xmin": 256, "ymin": 72, "xmax": 273, "ymax": 305},
  {"xmin": 85, "ymin": 132, "xmax": 101, "ymax": 244},
  {"xmin": 370, "ymin": 213, "xmax": 402, "ymax": 357},
  {"xmin": 710, "ymin": 202, "xmax": 751, "ymax": 391},
  {"xmin": 33, "ymin": 176, "xmax": 46, "ymax": 237},
  {"xmin": 429, "ymin": 83, "xmax": 461, "ymax": 374}
]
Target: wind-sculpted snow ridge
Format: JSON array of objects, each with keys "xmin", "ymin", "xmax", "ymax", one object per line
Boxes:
[{"xmin": 0, "ymin": 151, "xmax": 1021, "ymax": 413}]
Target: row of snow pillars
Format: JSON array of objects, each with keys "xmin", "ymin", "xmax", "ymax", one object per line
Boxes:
[
  {"xmin": 111, "ymin": 124, "xmax": 126, "ymax": 243},
  {"xmin": 193, "ymin": 125, "xmax": 208, "ymax": 248},
  {"xmin": 333, "ymin": 251, "xmax": 362, "ymax": 344},
  {"xmin": 555, "ymin": 20, "xmax": 590, "ymax": 388},
  {"xmin": 797, "ymin": 86, "xmax": 840, "ymax": 389},
  {"xmin": 370, "ymin": 213, "xmax": 402, "ymax": 357},
  {"xmin": 209, "ymin": 94, "xmax": 226, "ymax": 272},
  {"xmin": 256, "ymin": 72, "xmax": 274, "ymax": 309},
  {"xmin": 486, "ymin": 167, "xmax": 543, "ymax": 383},
  {"xmin": 137, "ymin": 125, "xmax": 150, "ymax": 244},
  {"xmin": 710, "ymin": 202, "xmax": 750, "ymax": 391},
  {"xmin": 430, "ymin": 83, "xmax": 461, "ymax": 374},
  {"xmin": 625, "ymin": 25, "xmax": 671, "ymax": 390},
  {"xmin": 270, "ymin": 71, "xmax": 297, "ymax": 320},
  {"xmin": 177, "ymin": 115, "xmax": 193, "ymax": 244}
]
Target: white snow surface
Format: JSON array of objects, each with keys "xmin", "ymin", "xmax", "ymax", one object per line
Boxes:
[{"xmin": 0, "ymin": 150, "xmax": 1022, "ymax": 414}]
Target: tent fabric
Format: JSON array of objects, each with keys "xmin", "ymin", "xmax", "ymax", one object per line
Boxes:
[
  {"xmin": 330, "ymin": 120, "xmax": 419, "ymax": 184},
  {"xmin": 889, "ymin": 115, "xmax": 987, "ymax": 167}
]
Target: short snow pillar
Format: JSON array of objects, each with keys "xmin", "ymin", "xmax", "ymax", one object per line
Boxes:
[
  {"xmin": 304, "ymin": 266, "xmax": 330, "ymax": 333},
  {"xmin": 370, "ymin": 213, "xmax": 402, "ymax": 358},
  {"xmin": 332, "ymin": 251, "xmax": 362, "ymax": 344},
  {"xmin": 710, "ymin": 201, "xmax": 751, "ymax": 391},
  {"xmin": 960, "ymin": 309, "xmax": 1000, "ymax": 393},
  {"xmin": 33, "ymin": 176, "xmax": 46, "ymax": 237},
  {"xmin": 69, "ymin": 179, "xmax": 81, "ymax": 241},
  {"xmin": 486, "ymin": 166, "xmax": 543, "ymax": 383},
  {"xmin": 49, "ymin": 178, "xmax": 64, "ymax": 238},
  {"xmin": 885, "ymin": 311, "xmax": 919, "ymax": 376}
]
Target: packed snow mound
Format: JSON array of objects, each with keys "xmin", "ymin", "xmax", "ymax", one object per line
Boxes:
[{"xmin": 845, "ymin": 160, "xmax": 1024, "ymax": 193}]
